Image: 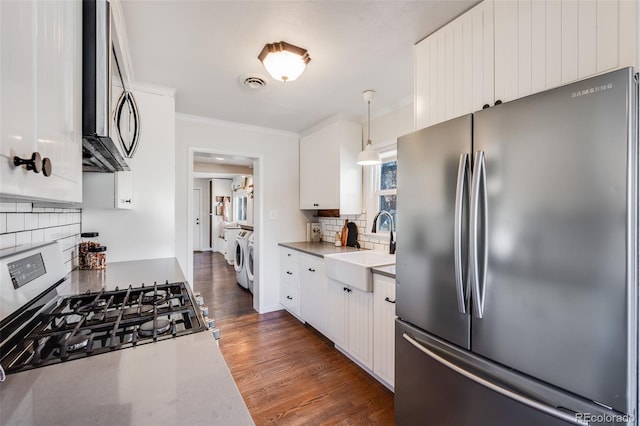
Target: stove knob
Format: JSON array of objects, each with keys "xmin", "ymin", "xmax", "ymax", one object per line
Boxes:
[
  {"xmin": 205, "ymin": 316, "xmax": 215, "ymax": 329},
  {"xmin": 195, "ymin": 295, "xmax": 204, "ymax": 306},
  {"xmin": 211, "ymin": 328, "xmax": 220, "ymax": 340},
  {"xmin": 199, "ymin": 305, "xmax": 209, "ymax": 316}
]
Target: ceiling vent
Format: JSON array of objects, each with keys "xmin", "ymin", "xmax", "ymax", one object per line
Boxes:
[{"xmin": 239, "ymin": 74, "xmax": 267, "ymax": 89}]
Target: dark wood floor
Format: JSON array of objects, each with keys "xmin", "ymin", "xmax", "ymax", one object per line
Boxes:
[{"xmin": 193, "ymin": 251, "xmax": 395, "ymax": 425}]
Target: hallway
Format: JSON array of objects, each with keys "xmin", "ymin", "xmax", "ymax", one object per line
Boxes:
[{"xmin": 193, "ymin": 251, "xmax": 395, "ymax": 425}]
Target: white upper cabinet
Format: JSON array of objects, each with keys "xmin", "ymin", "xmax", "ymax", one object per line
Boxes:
[
  {"xmin": 494, "ymin": 0, "xmax": 638, "ymax": 103},
  {"xmin": 0, "ymin": 0, "xmax": 82, "ymax": 203},
  {"xmin": 415, "ymin": 0, "xmax": 494, "ymax": 129},
  {"xmin": 415, "ymin": 0, "xmax": 638, "ymax": 128},
  {"xmin": 299, "ymin": 120, "xmax": 362, "ymax": 214}
]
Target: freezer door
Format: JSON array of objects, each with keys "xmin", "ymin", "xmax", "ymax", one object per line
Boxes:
[
  {"xmin": 395, "ymin": 320, "xmax": 621, "ymax": 426},
  {"xmin": 396, "ymin": 114, "xmax": 472, "ymax": 349},
  {"xmin": 471, "ymin": 68, "xmax": 637, "ymax": 413}
]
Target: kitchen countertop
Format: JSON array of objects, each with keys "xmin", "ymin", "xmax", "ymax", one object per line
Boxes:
[
  {"xmin": 60, "ymin": 257, "xmax": 188, "ymax": 295},
  {"xmin": 278, "ymin": 241, "xmax": 362, "ymax": 257},
  {"xmin": 0, "ymin": 258, "xmax": 254, "ymax": 426},
  {"xmin": 372, "ymin": 264, "xmax": 396, "ymax": 279}
]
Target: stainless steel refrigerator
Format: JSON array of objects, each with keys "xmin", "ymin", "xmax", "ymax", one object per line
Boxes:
[{"xmin": 395, "ymin": 67, "xmax": 638, "ymax": 425}]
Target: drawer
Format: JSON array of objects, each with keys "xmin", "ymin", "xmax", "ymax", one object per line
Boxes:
[
  {"xmin": 280, "ymin": 283, "xmax": 299, "ymax": 315},
  {"xmin": 280, "ymin": 247, "xmax": 299, "ymax": 262},
  {"xmin": 280, "ymin": 261, "xmax": 299, "ymax": 287}
]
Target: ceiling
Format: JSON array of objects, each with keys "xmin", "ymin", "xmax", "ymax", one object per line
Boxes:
[{"xmin": 120, "ymin": 0, "xmax": 478, "ymax": 134}]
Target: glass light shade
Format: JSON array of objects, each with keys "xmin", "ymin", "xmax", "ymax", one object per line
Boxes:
[
  {"xmin": 357, "ymin": 143, "xmax": 382, "ymax": 165},
  {"xmin": 258, "ymin": 41, "xmax": 310, "ymax": 82}
]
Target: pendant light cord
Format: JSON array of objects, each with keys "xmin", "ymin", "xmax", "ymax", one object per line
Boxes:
[{"xmin": 367, "ymin": 99, "xmax": 372, "ymax": 146}]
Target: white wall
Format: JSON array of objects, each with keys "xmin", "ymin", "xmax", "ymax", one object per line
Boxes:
[
  {"xmin": 176, "ymin": 114, "xmax": 308, "ymax": 313},
  {"xmin": 82, "ymin": 88, "xmax": 176, "ymax": 263}
]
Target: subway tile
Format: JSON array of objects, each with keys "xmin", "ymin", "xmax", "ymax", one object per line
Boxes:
[
  {"xmin": 31, "ymin": 229, "xmax": 45, "ymax": 244},
  {"xmin": 38, "ymin": 214, "xmax": 51, "ymax": 228},
  {"xmin": 364, "ymin": 241, "xmax": 374, "ymax": 250},
  {"xmin": 6, "ymin": 213, "xmax": 25, "ymax": 232},
  {"xmin": 25, "ymin": 214, "xmax": 39, "ymax": 230},
  {"xmin": 0, "ymin": 233, "xmax": 16, "ymax": 249},
  {"xmin": 0, "ymin": 203, "xmax": 17, "ymax": 213},
  {"xmin": 33, "ymin": 207, "xmax": 46, "ymax": 213},
  {"xmin": 54, "ymin": 208, "xmax": 64, "ymax": 213},
  {"xmin": 16, "ymin": 203, "xmax": 32, "ymax": 213},
  {"xmin": 0, "ymin": 213, "xmax": 5, "ymax": 233},
  {"xmin": 71, "ymin": 224, "xmax": 81, "ymax": 234},
  {"xmin": 49, "ymin": 214, "xmax": 60, "ymax": 226},
  {"xmin": 16, "ymin": 231, "xmax": 32, "ymax": 246},
  {"xmin": 45, "ymin": 208, "xmax": 55, "ymax": 213}
]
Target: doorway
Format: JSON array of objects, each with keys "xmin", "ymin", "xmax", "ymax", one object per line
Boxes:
[
  {"xmin": 193, "ymin": 188, "xmax": 201, "ymax": 250},
  {"xmin": 190, "ymin": 150, "xmax": 260, "ymax": 312}
]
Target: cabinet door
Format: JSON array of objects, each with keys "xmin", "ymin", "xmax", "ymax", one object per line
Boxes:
[
  {"xmin": 348, "ymin": 288, "xmax": 374, "ymax": 370},
  {"xmin": 299, "ymin": 126, "xmax": 340, "ymax": 209},
  {"xmin": 327, "ymin": 278, "xmax": 348, "ymax": 349},
  {"xmin": 373, "ymin": 274, "xmax": 396, "ymax": 388},
  {"xmin": 299, "ymin": 254, "xmax": 327, "ymax": 335},
  {"xmin": 115, "ymin": 171, "xmax": 134, "ymax": 209},
  {"xmin": 494, "ymin": 0, "xmax": 635, "ymax": 102},
  {"xmin": 0, "ymin": 0, "xmax": 82, "ymax": 202},
  {"xmin": 414, "ymin": 0, "xmax": 494, "ymax": 129}
]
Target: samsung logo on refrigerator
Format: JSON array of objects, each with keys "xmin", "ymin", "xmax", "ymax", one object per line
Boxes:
[{"xmin": 571, "ymin": 83, "xmax": 613, "ymax": 98}]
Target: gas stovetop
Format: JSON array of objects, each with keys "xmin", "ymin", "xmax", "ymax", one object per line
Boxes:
[{"xmin": 0, "ymin": 281, "xmax": 206, "ymax": 375}]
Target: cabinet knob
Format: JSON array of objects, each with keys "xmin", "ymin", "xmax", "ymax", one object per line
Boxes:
[
  {"xmin": 313, "ymin": 203, "xmax": 319, "ymax": 207},
  {"xmin": 123, "ymin": 199, "xmax": 132, "ymax": 204},
  {"xmin": 384, "ymin": 297, "xmax": 396, "ymax": 304},
  {"xmin": 14, "ymin": 152, "xmax": 51, "ymax": 177}
]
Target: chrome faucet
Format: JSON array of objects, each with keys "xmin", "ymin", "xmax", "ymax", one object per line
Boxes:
[{"xmin": 371, "ymin": 210, "xmax": 396, "ymax": 254}]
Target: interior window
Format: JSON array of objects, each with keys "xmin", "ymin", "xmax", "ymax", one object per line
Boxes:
[{"xmin": 234, "ymin": 195, "xmax": 247, "ymax": 222}]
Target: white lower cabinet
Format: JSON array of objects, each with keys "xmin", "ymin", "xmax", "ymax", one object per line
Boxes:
[
  {"xmin": 279, "ymin": 247, "xmax": 300, "ymax": 317},
  {"xmin": 328, "ymin": 278, "xmax": 374, "ymax": 370},
  {"xmin": 373, "ymin": 273, "xmax": 396, "ymax": 389},
  {"xmin": 299, "ymin": 253, "xmax": 327, "ymax": 335}
]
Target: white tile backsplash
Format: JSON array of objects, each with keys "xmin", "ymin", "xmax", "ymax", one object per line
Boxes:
[
  {"xmin": 0, "ymin": 203, "xmax": 82, "ymax": 270},
  {"xmin": 317, "ymin": 212, "xmax": 391, "ymax": 252}
]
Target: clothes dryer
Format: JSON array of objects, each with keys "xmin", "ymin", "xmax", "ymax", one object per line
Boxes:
[
  {"xmin": 246, "ymin": 233, "xmax": 255, "ymax": 293},
  {"xmin": 234, "ymin": 230, "xmax": 252, "ymax": 289}
]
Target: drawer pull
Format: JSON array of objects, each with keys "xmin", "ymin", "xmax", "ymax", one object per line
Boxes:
[
  {"xmin": 286, "ymin": 295, "xmax": 293, "ymax": 300},
  {"xmin": 384, "ymin": 297, "xmax": 396, "ymax": 304},
  {"xmin": 308, "ymin": 268, "xmax": 315, "ymax": 272},
  {"xmin": 286, "ymin": 271, "xmax": 293, "ymax": 275}
]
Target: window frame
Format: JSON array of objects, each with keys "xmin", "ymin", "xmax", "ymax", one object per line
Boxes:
[{"xmin": 363, "ymin": 140, "xmax": 397, "ymax": 238}]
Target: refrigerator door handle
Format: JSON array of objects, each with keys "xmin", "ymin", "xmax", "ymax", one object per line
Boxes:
[
  {"xmin": 402, "ymin": 333, "xmax": 588, "ymax": 426},
  {"xmin": 470, "ymin": 151, "xmax": 487, "ymax": 318},
  {"xmin": 454, "ymin": 153, "xmax": 470, "ymax": 314}
]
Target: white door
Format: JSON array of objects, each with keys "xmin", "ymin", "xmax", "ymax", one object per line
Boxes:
[{"xmin": 193, "ymin": 188, "xmax": 201, "ymax": 250}]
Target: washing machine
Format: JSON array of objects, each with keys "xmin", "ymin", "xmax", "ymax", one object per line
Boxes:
[
  {"xmin": 246, "ymin": 233, "xmax": 255, "ymax": 294},
  {"xmin": 224, "ymin": 226, "xmax": 242, "ymax": 265},
  {"xmin": 234, "ymin": 230, "xmax": 252, "ymax": 289}
]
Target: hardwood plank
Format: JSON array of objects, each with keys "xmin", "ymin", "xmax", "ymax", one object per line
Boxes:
[{"xmin": 193, "ymin": 252, "xmax": 395, "ymax": 425}]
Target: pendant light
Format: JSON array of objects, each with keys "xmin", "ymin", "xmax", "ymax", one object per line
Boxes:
[{"xmin": 357, "ymin": 90, "xmax": 382, "ymax": 166}]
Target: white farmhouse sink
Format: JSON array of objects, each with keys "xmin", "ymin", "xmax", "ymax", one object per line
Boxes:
[{"xmin": 324, "ymin": 251, "xmax": 396, "ymax": 292}]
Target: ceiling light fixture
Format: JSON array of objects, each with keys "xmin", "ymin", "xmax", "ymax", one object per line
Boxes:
[
  {"xmin": 357, "ymin": 90, "xmax": 381, "ymax": 166},
  {"xmin": 258, "ymin": 41, "xmax": 310, "ymax": 82}
]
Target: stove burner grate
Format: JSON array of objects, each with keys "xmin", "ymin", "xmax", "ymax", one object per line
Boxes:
[{"xmin": 138, "ymin": 319, "xmax": 172, "ymax": 337}]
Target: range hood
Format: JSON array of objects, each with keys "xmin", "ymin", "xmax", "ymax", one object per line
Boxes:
[{"xmin": 82, "ymin": 0, "xmax": 129, "ymax": 172}]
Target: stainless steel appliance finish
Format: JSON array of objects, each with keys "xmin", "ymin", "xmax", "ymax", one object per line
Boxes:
[
  {"xmin": 395, "ymin": 67, "xmax": 638, "ymax": 425},
  {"xmin": 0, "ymin": 244, "xmax": 206, "ymax": 376},
  {"xmin": 82, "ymin": 0, "xmax": 129, "ymax": 172}
]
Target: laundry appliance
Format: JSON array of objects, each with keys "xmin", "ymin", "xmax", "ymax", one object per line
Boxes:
[
  {"xmin": 234, "ymin": 230, "xmax": 252, "ymax": 290},
  {"xmin": 246, "ymin": 233, "xmax": 255, "ymax": 294}
]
